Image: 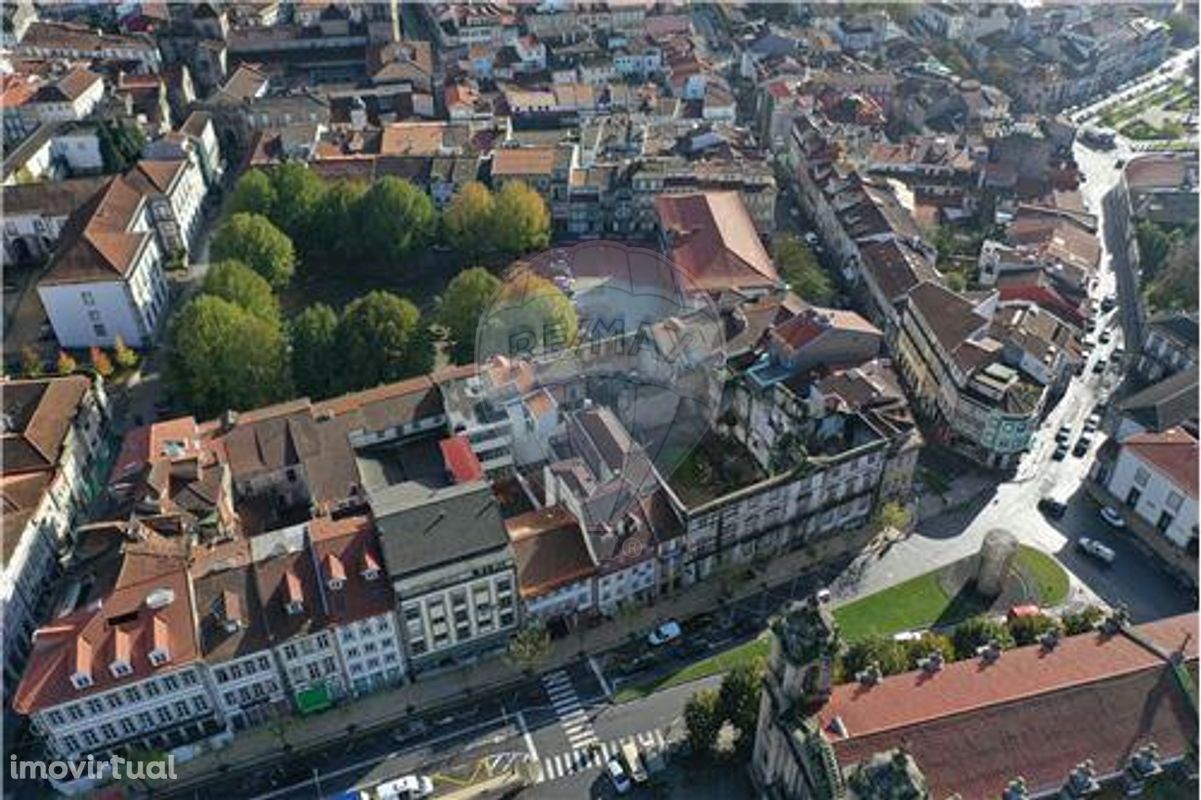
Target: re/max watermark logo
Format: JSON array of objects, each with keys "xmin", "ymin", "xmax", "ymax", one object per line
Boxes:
[{"xmin": 9, "ymin": 753, "xmax": 177, "ymax": 783}]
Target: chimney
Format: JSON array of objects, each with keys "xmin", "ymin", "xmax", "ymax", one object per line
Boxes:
[
  {"xmin": 285, "ymin": 569, "xmax": 304, "ymax": 614},
  {"xmin": 71, "ymin": 639, "xmax": 94, "ymax": 689}
]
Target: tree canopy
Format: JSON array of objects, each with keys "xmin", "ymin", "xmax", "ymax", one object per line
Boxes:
[
  {"xmin": 310, "ymin": 179, "xmax": 369, "ymax": 260},
  {"xmin": 480, "ymin": 268, "xmax": 578, "ymax": 358},
  {"xmin": 335, "ymin": 291, "xmax": 431, "ymax": 390},
  {"xmin": 289, "ymin": 304, "xmax": 340, "ymax": 401},
  {"xmin": 228, "ymin": 169, "xmax": 277, "ymax": 219},
  {"xmin": 442, "ymin": 181, "xmax": 498, "ymax": 259},
  {"xmin": 774, "ymin": 235, "xmax": 835, "ymax": 305},
  {"xmin": 168, "ymin": 296, "xmax": 290, "ymax": 417},
  {"xmin": 491, "ymin": 181, "xmax": 551, "ymax": 257},
  {"xmin": 718, "ymin": 660, "xmax": 764, "ymax": 750},
  {"xmin": 201, "ymin": 260, "xmax": 280, "ymax": 324},
  {"xmin": 440, "ymin": 267, "xmax": 502, "ymax": 364},
  {"xmin": 356, "ymin": 177, "xmax": 437, "ymax": 263},
  {"xmin": 268, "ymin": 162, "xmax": 328, "ymax": 245},
  {"xmin": 210, "ymin": 213, "xmax": 297, "ymax": 289},
  {"xmin": 683, "ymin": 688, "xmax": 724, "ymax": 756}
]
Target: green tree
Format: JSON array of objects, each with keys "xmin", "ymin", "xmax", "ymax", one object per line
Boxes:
[
  {"xmin": 1145, "ymin": 231, "xmax": 1199, "ymax": 313},
  {"xmin": 56, "ymin": 351, "xmax": 77, "ymax": 375},
  {"xmin": 1061, "ymin": 605, "xmax": 1104, "ymax": 636},
  {"xmin": 98, "ymin": 119, "xmax": 145, "ymax": 173},
  {"xmin": 336, "ymin": 291, "xmax": 430, "ymax": 390},
  {"xmin": 479, "ymin": 268, "xmax": 578, "ymax": 358},
  {"xmin": 683, "ymin": 688, "xmax": 723, "ymax": 756},
  {"xmin": 1168, "ymin": 12, "xmax": 1199, "ymax": 47},
  {"xmin": 228, "ymin": 169, "xmax": 277, "ymax": 219},
  {"xmin": 1135, "ymin": 220, "xmax": 1175, "ymax": 280},
  {"xmin": 841, "ymin": 635, "xmax": 909, "ymax": 677},
  {"xmin": 718, "ymin": 659, "xmax": 764, "ymax": 748},
  {"xmin": 902, "ymin": 633, "xmax": 955, "ymax": 670},
  {"xmin": 873, "ymin": 501, "xmax": 911, "ymax": 534},
  {"xmin": 90, "ymin": 346, "xmax": 113, "ymax": 378},
  {"xmin": 20, "ymin": 346, "xmax": 43, "ymax": 378},
  {"xmin": 290, "ymin": 304, "xmax": 340, "ymax": 400},
  {"xmin": 169, "ymin": 296, "xmax": 290, "ymax": 417},
  {"xmin": 774, "ymin": 235, "xmax": 834, "ymax": 305},
  {"xmin": 440, "ymin": 267, "xmax": 502, "ymax": 364},
  {"xmin": 113, "ymin": 335, "xmax": 139, "ymax": 369},
  {"xmin": 491, "ymin": 181, "xmax": 551, "ymax": 257},
  {"xmin": 951, "ymin": 616, "xmax": 1014, "ymax": 659},
  {"xmin": 504, "ymin": 623, "xmax": 552, "ymax": 674},
  {"xmin": 201, "ymin": 260, "xmax": 280, "ymax": 324},
  {"xmin": 355, "ymin": 177, "xmax": 436, "ymax": 263},
  {"xmin": 442, "ymin": 181, "xmax": 497, "ymax": 259},
  {"xmin": 1007, "ymin": 613, "xmax": 1063, "ymax": 646},
  {"xmin": 311, "ymin": 179, "xmax": 368, "ymax": 258},
  {"xmin": 268, "ymin": 162, "xmax": 327, "ymax": 245},
  {"xmin": 210, "ymin": 213, "xmax": 296, "ymax": 289}
]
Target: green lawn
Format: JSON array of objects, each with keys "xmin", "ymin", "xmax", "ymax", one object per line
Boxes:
[
  {"xmin": 833, "ymin": 545, "xmax": 1070, "ymax": 642},
  {"xmin": 613, "ymin": 635, "xmax": 770, "ymax": 703}
]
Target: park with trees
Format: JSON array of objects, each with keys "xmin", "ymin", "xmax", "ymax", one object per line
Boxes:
[{"xmin": 166, "ymin": 165, "xmax": 561, "ymax": 414}]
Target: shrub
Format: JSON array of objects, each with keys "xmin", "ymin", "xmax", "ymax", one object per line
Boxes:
[
  {"xmin": 89, "ymin": 346, "xmax": 114, "ymax": 377},
  {"xmin": 55, "ymin": 351, "xmax": 77, "ymax": 375},
  {"xmin": 1062, "ymin": 605, "xmax": 1105, "ymax": 636},
  {"xmin": 1007, "ymin": 613, "xmax": 1063, "ymax": 646},
  {"xmin": 113, "ymin": 336, "xmax": 139, "ymax": 369},
  {"xmin": 951, "ymin": 616, "xmax": 1013, "ymax": 659}
]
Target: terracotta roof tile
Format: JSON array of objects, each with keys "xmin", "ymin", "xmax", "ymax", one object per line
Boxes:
[
  {"xmin": 1125, "ymin": 426, "xmax": 1199, "ymax": 498},
  {"xmin": 655, "ymin": 192, "xmax": 778, "ymax": 293}
]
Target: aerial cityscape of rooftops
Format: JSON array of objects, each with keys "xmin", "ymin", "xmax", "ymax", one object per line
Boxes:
[{"xmin": 0, "ymin": 1, "xmax": 1197, "ymax": 799}]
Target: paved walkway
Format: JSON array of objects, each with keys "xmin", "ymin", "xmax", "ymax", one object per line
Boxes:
[{"xmin": 154, "ymin": 531, "xmax": 872, "ymax": 793}]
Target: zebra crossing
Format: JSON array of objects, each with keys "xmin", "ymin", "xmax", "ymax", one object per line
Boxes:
[
  {"xmin": 542, "ymin": 669, "xmax": 598, "ymax": 749},
  {"xmin": 535, "ymin": 729, "xmax": 667, "ymax": 784}
]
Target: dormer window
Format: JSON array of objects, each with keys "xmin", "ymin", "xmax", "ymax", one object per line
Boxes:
[
  {"xmin": 150, "ymin": 616, "xmax": 170, "ymax": 666},
  {"xmin": 70, "ymin": 673, "xmax": 93, "ymax": 690},
  {"xmin": 110, "ymin": 661, "xmax": 132, "ymax": 678},
  {"xmin": 324, "ymin": 553, "xmax": 345, "ymax": 591},
  {"xmin": 363, "ymin": 567, "xmax": 380, "ymax": 582},
  {"xmin": 362, "ymin": 549, "xmax": 382, "ymax": 582},
  {"xmin": 284, "ymin": 569, "xmax": 304, "ymax": 614}
]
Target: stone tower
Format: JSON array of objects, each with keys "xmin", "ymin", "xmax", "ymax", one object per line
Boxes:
[{"xmin": 750, "ymin": 597, "xmax": 844, "ymax": 799}]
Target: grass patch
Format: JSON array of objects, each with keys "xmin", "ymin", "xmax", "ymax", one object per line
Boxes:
[
  {"xmin": 1015, "ymin": 546, "xmax": 1070, "ymax": 606},
  {"xmin": 833, "ymin": 545, "xmax": 1070, "ymax": 642},
  {"xmin": 613, "ymin": 635, "xmax": 770, "ymax": 703}
]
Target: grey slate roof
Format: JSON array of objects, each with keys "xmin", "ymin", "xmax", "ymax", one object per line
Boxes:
[
  {"xmin": 1119, "ymin": 366, "xmax": 1199, "ymax": 432},
  {"xmin": 372, "ymin": 480, "xmax": 510, "ymax": 578}
]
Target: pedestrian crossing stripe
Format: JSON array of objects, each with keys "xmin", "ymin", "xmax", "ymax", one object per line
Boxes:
[{"xmin": 535, "ymin": 729, "xmax": 668, "ymax": 783}]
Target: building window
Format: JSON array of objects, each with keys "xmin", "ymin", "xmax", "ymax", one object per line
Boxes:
[
  {"xmin": 1166, "ymin": 491, "xmax": 1184, "ymax": 512},
  {"xmin": 1157, "ymin": 511, "xmax": 1174, "ymax": 534},
  {"xmin": 93, "ymin": 324, "xmax": 107, "ymax": 338},
  {"xmin": 1134, "ymin": 467, "xmax": 1150, "ymax": 487},
  {"xmin": 81, "ymin": 291, "xmax": 95, "ymax": 306}
]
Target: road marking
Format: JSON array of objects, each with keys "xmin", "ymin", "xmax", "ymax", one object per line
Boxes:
[
  {"xmin": 531, "ymin": 729, "xmax": 670, "ymax": 785},
  {"xmin": 588, "ymin": 654, "xmax": 613, "ymax": 700},
  {"xmin": 515, "ymin": 710, "xmax": 540, "ymax": 783}
]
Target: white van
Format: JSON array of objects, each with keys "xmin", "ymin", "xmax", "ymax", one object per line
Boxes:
[{"xmin": 621, "ymin": 741, "xmax": 648, "ymax": 784}]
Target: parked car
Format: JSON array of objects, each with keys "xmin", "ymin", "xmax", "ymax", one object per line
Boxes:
[
  {"xmin": 1100, "ymin": 295, "xmax": 1116, "ymax": 312},
  {"xmin": 1072, "ymin": 436, "xmax": 1092, "ymax": 457},
  {"xmin": 367, "ymin": 775, "xmax": 434, "ymax": 800},
  {"xmin": 1092, "ymin": 358, "xmax": 1107, "ymax": 374},
  {"xmin": 1100, "ymin": 506, "xmax": 1127, "ymax": 529},
  {"xmin": 1055, "ymin": 424, "xmax": 1072, "ymax": 444},
  {"xmin": 803, "ymin": 232, "xmax": 819, "ymax": 246},
  {"xmin": 607, "ymin": 757, "xmax": 632, "ymax": 794},
  {"xmin": 815, "ymin": 588, "xmax": 832, "ymax": 604},
  {"xmin": 1077, "ymin": 537, "xmax": 1116, "ymax": 565},
  {"xmin": 1038, "ymin": 498, "xmax": 1068, "ymax": 519},
  {"xmin": 1099, "ymin": 330, "xmax": 1112, "ymax": 345},
  {"xmin": 647, "ymin": 620, "xmax": 682, "ymax": 646},
  {"xmin": 1083, "ymin": 413, "xmax": 1101, "ymax": 433},
  {"xmin": 622, "ymin": 740, "xmax": 649, "ymax": 784},
  {"xmin": 1052, "ymin": 442, "xmax": 1069, "ymax": 461}
]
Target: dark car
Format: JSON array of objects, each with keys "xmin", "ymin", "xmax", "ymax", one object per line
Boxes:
[
  {"xmin": 1072, "ymin": 436, "xmax": 1091, "ymax": 457},
  {"xmin": 1100, "ymin": 295, "xmax": 1116, "ymax": 312},
  {"xmin": 1038, "ymin": 498, "xmax": 1067, "ymax": 519},
  {"xmin": 1052, "ymin": 442, "xmax": 1069, "ymax": 461}
]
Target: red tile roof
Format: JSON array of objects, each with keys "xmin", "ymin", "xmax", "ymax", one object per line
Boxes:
[
  {"xmin": 655, "ymin": 192, "xmax": 778, "ymax": 293},
  {"xmin": 1125, "ymin": 427, "xmax": 1199, "ymax": 499},
  {"xmin": 13, "ymin": 566, "xmax": 201, "ymax": 715},
  {"xmin": 308, "ymin": 514, "xmax": 394, "ymax": 626},
  {"xmin": 506, "ymin": 505, "xmax": 596, "ymax": 598},
  {"xmin": 440, "ymin": 435, "xmax": 484, "ymax": 484},
  {"xmin": 818, "ymin": 613, "xmax": 1199, "ymax": 800}
]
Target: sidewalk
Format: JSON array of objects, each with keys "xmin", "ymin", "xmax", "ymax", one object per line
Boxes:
[
  {"xmin": 151, "ymin": 528, "xmax": 874, "ymax": 794},
  {"xmin": 916, "ymin": 472, "xmax": 995, "ymax": 521}
]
